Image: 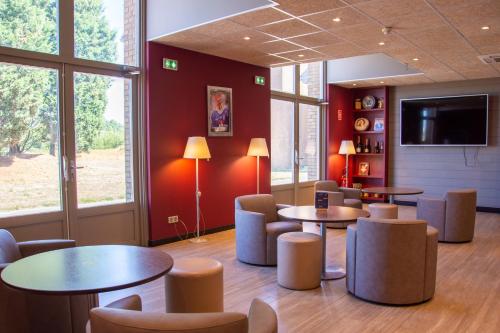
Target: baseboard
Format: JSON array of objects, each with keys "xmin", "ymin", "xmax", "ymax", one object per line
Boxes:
[
  {"xmin": 148, "ymin": 224, "xmax": 235, "ymax": 247},
  {"xmin": 395, "ymin": 200, "xmax": 500, "ymax": 214}
]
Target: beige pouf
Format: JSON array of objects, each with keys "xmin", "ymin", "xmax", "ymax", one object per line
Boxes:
[
  {"xmin": 277, "ymin": 232, "xmax": 322, "ymax": 290},
  {"xmin": 165, "ymin": 257, "xmax": 223, "ymax": 313},
  {"xmin": 369, "ymin": 203, "xmax": 398, "ymax": 219}
]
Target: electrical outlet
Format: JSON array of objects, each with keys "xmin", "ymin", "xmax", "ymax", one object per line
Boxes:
[{"xmin": 168, "ymin": 215, "xmax": 179, "ymax": 224}]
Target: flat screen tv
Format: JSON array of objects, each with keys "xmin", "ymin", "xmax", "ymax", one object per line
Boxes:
[{"xmin": 400, "ymin": 94, "xmax": 488, "ymax": 146}]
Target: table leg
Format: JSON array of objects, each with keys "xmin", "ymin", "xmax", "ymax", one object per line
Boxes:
[
  {"xmin": 389, "ymin": 195, "xmax": 395, "ymax": 204},
  {"xmin": 320, "ymin": 223, "xmax": 346, "ymax": 280}
]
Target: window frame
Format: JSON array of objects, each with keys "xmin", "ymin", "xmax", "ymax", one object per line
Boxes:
[{"xmin": 270, "ymin": 62, "xmax": 327, "ymax": 189}]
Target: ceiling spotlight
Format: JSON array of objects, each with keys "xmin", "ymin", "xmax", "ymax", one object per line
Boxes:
[
  {"xmin": 333, "ymin": 17, "xmax": 341, "ymax": 22},
  {"xmin": 352, "ymin": 83, "xmax": 357, "ymax": 86},
  {"xmin": 298, "ymin": 54, "xmax": 304, "ymax": 57},
  {"xmin": 378, "ymin": 41, "xmax": 385, "ymax": 46},
  {"xmin": 413, "ymin": 57, "xmax": 419, "ymax": 61},
  {"xmin": 481, "ymin": 26, "xmax": 490, "ymax": 30},
  {"xmin": 380, "ymin": 81, "xmax": 385, "ymax": 84},
  {"xmin": 382, "ymin": 27, "xmax": 392, "ymax": 35},
  {"xmin": 243, "ymin": 36, "xmax": 251, "ymax": 40}
]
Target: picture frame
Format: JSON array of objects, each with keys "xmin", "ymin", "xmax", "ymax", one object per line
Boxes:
[
  {"xmin": 207, "ymin": 86, "xmax": 233, "ymax": 137},
  {"xmin": 359, "ymin": 162, "xmax": 370, "ymax": 176},
  {"xmin": 373, "ymin": 118, "xmax": 384, "ymax": 132}
]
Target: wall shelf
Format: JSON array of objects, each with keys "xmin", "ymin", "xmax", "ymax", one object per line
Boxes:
[
  {"xmin": 354, "ymin": 131, "xmax": 384, "ymax": 134},
  {"xmin": 354, "ymin": 108, "xmax": 385, "ymax": 112},
  {"xmin": 353, "ymin": 175, "xmax": 384, "ymax": 179},
  {"xmin": 355, "ymin": 153, "xmax": 384, "ymax": 156}
]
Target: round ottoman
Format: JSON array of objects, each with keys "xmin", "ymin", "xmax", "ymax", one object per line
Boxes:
[
  {"xmin": 369, "ymin": 203, "xmax": 398, "ymax": 219},
  {"xmin": 277, "ymin": 232, "xmax": 322, "ymax": 290},
  {"xmin": 165, "ymin": 257, "xmax": 223, "ymax": 313}
]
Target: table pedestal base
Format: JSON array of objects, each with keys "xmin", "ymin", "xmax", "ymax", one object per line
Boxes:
[{"xmin": 321, "ymin": 267, "xmax": 346, "ymax": 280}]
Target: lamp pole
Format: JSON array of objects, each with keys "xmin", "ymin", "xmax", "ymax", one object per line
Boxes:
[
  {"xmin": 191, "ymin": 157, "xmax": 206, "ymax": 243},
  {"xmin": 257, "ymin": 155, "xmax": 260, "ymax": 194},
  {"xmin": 344, "ymin": 153, "xmax": 349, "ymax": 188}
]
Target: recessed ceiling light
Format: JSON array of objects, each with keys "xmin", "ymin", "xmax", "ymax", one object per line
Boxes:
[
  {"xmin": 243, "ymin": 36, "xmax": 251, "ymax": 40},
  {"xmin": 333, "ymin": 17, "xmax": 341, "ymax": 22},
  {"xmin": 378, "ymin": 42, "xmax": 385, "ymax": 46},
  {"xmin": 298, "ymin": 54, "xmax": 304, "ymax": 58},
  {"xmin": 413, "ymin": 57, "xmax": 419, "ymax": 61},
  {"xmin": 380, "ymin": 81, "xmax": 385, "ymax": 84},
  {"xmin": 481, "ymin": 26, "xmax": 490, "ymax": 30},
  {"xmin": 352, "ymin": 83, "xmax": 357, "ymax": 86}
]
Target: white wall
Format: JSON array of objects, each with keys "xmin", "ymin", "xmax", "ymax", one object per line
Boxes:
[{"xmin": 389, "ymin": 78, "xmax": 500, "ymax": 208}]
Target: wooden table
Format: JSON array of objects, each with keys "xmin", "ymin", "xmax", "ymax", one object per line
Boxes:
[
  {"xmin": 1, "ymin": 245, "xmax": 173, "ymax": 332},
  {"xmin": 278, "ymin": 206, "xmax": 369, "ymax": 280},
  {"xmin": 362, "ymin": 187, "xmax": 424, "ymax": 204}
]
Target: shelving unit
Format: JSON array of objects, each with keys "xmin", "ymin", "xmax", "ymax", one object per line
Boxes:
[{"xmin": 327, "ymin": 85, "xmax": 389, "ymax": 203}]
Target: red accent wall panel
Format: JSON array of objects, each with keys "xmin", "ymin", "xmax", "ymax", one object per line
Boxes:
[
  {"xmin": 146, "ymin": 42, "xmax": 270, "ymax": 241},
  {"xmin": 326, "ymin": 84, "xmax": 353, "ymax": 183}
]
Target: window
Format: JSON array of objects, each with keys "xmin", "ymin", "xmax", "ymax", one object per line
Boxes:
[
  {"xmin": 74, "ymin": 72, "xmax": 134, "ymax": 206},
  {"xmin": 0, "ymin": 0, "xmax": 58, "ymax": 54},
  {"xmin": 271, "ymin": 65, "xmax": 295, "ymax": 94},
  {"xmin": 300, "ymin": 62, "xmax": 324, "ymax": 99},
  {"xmin": 0, "ymin": 62, "xmax": 61, "ymax": 216},
  {"xmin": 74, "ymin": 0, "xmax": 138, "ymax": 65},
  {"xmin": 298, "ymin": 104, "xmax": 320, "ymax": 182},
  {"xmin": 271, "ymin": 99, "xmax": 294, "ymax": 185},
  {"xmin": 270, "ymin": 62, "xmax": 325, "ymax": 187}
]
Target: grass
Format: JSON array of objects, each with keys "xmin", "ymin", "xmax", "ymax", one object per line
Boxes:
[{"xmin": 0, "ymin": 148, "xmax": 130, "ymax": 215}]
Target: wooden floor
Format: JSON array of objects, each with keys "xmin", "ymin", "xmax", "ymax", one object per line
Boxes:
[{"xmin": 100, "ymin": 206, "xmax": 500, "ymax": 332}]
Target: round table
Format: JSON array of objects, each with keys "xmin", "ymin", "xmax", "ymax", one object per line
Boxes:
[
  {"xmin": 278, "ymin": 206, "xmax": 369, "ymax": 280},
  {"xmin": 1, "ymin": 245, "xmax": 173, "ymax": 295},
  {"xmin": 362, "ymin": 187, "xmax": 424, "ymax": 204}
]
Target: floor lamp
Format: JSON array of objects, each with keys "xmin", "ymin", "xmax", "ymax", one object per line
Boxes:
[
  {"xmin": 247, "ymin": 138, "xmax": 269, "ymax": 194},
  {"xmin": 183, "ymin": 136, "xmax": 211, "ymax": 243},
  {"xmin": 338, "ymin": 140, "xmax": 356, "ymax": 188}
]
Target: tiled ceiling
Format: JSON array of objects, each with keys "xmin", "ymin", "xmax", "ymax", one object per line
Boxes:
[{"xmin": 154, "ymin": 0, "xmax": 500, "ymax": 87}]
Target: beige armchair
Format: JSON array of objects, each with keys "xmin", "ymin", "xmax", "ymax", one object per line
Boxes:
[
  {"xmin": 417, "ymin": 189, "xmax": 477, "ymax": 242},
  {"xmin": 235, "ymin": 194, "xmax": 302, "ymax": 266},
  {"xmin": 0, "ymin": 229, "xmax": 96, "ymax": 333},
  {"xmin": 346, "ymin": 218, "xmax": 438, "ymax": 305},
  {"xmin": 314, "ymin": 180, "xmax": 362, "ymax": 228},
  {"xmin": 88, "ymin": 295, "xmax": 277, "ymax": 333}
]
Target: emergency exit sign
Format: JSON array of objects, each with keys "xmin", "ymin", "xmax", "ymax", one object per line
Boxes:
[
  {"xmin": 163, "ymin": 58, "xmax": 178, "ymax": 71},
  {"xmin": 255, "ymin": 75, "xmax": 265, "ymax": 85}
]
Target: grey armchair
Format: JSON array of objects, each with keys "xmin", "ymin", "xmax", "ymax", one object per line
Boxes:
[
  {"xmin": 314, "ymin": 180, "xmax": 362, "ymax": 228},
  {"xmin": 88, "ymin": 295, "xmax": 277, "ymax": 333},
  {"xmin": 346, "ymin": 218, "xmax": 438, "ymax": 305},
  {"xmin": 417, "ymin": 189, "xmax": 477, "ymax": 242},
  {"xmin": 0, "ymin": 229, "xmax": 97, "ymax": 333},
  {"xmin": 235, "ymin": 194, "xmax": 302, "ymax": 266}
]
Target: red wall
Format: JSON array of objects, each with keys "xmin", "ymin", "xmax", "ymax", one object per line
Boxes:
[
  {"xmin": 146, "ymin": 42, "xmax": 271, "ymax": 242},
  {"xmin": 326, "ymin": 84, "xmax": 353, "ymax": 184}
]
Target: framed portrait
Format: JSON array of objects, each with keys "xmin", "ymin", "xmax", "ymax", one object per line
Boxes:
[
  {"xmin": 359, "ymin": 162, "xmax": 370, "ymax": 176},
  {"xmin": 207, "ymin": 86, "xmax": 233, "ymax": 137},
  {"xmin": 373, "ymin": 118, "xmax": 384, "ymax": 132}
]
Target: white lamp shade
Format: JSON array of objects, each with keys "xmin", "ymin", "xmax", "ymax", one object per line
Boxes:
[
  {"xmin": 183, "ymin": 136, "xmax": 211, "ymax": 159},
  {"xmin": 247, "ymin": 138, "xmax": 269, "ymax": 157},
  {"xmin": 338, "ymin": 140, "xmax": 356, "ymax": 155}
]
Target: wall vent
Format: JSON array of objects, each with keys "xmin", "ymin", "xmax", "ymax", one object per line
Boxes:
[{"xmin": 478, "ymin": 54, "xmax": 500, "ymax": 64}]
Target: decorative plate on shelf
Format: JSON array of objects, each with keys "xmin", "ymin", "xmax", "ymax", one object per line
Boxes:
[
  {"xmin": 354, "ymin": 118, "xmax": 370, "ymax": 131},
  {"xmin": 362, "ymin": 95, "xmax": 376, "ymax": 109}
]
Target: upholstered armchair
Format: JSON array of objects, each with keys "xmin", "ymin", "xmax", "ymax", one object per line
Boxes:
[
  {"xmin": 235, "ymin": 194, "xmax": 302, "ymax": 266},
  {"xmin": 88, "ymin": 295, "xmax": 277, "ymax": 333},
  {"xmin": 0, "ymin": 229, "xmax": 96, "ymax": 333},
  {"xmin": 314, "ymin": 181, "xmax": 362, "ymax": 208},
  {"xmin": 346, "ymin": 218, "xmax": 438, "ymax": 305},
  {"xmin": 314, "ymin": 180, "xmax": 362, "ymax": 228},
  {"xmin": 417, "ymin": 189, "xmax": 477, "ymax": 242}
]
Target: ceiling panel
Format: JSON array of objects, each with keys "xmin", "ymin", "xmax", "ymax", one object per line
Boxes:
[
  {"xmin": 275, "ymin": 0, "xmax": 347, "ymax": 16},
  {"xmin": 152, "ymin": 0, "xmax": 500, "ymax": 86},
  {"xmin": 228, "ymin": 8, "xmax": 292, "ymax": 27},
  {"xmin": 256, "ymin": 18, "xmax": 321, "ymax": 38},
  {"xmin": 285, "ymin": 31, "xmax": 341, "ymax": 48}
]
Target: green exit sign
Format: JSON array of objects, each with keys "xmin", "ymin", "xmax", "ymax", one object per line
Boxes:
[
  {"xmin": 255, "ymin": 76, "xmax": 265, "ymax": 85},
  {"xmin": 163, "ymin": 58, "xmax": 178, "ymax": 71}
]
